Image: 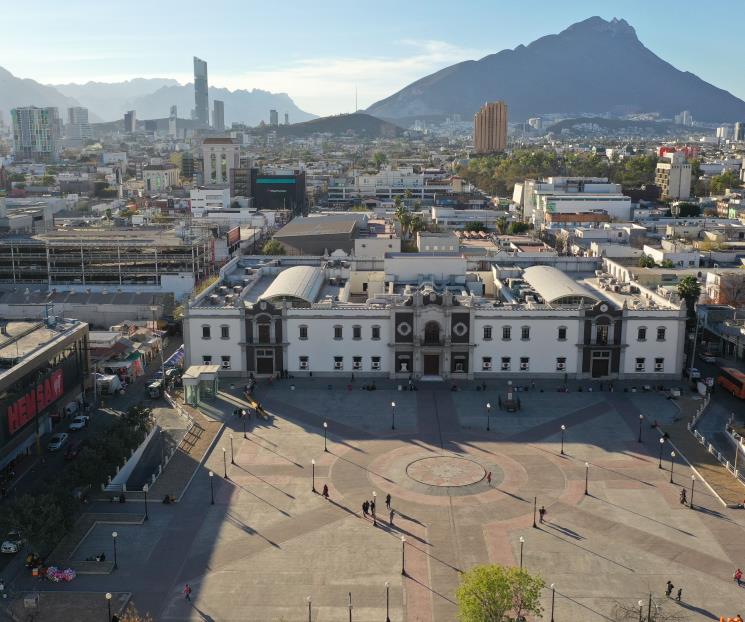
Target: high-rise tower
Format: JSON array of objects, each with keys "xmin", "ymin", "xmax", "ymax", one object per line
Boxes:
[
  {"xmin": 193, "ymin": 56, "xmax": 209, "ymax": 127},
  {"xmin": 473, "ymin": 101, "xmax": 508, "ymax": 153}
]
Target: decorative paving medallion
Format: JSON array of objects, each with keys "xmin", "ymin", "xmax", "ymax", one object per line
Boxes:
[{"xmin": 406, "ymin": 456, "xmax": 486, "ymax": 487}]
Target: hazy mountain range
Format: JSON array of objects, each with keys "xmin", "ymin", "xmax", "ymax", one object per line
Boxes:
[{"xmin": 367, "ymin": 16, "xmax": 745, "ymax": 123}]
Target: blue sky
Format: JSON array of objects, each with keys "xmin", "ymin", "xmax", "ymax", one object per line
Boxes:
[{"xmin": 2, "ymin": 0, "xmax": 743, "ymax": 116}]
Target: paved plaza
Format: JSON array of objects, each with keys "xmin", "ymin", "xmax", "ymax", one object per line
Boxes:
[{"xmin": 10, "ymin": 380, "xmax": 745, "ymax": 621}]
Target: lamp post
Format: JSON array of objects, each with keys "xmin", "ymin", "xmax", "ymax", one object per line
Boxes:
[
  {"xmin": 658, "ymin": 437, "xmax": 665, "ymax": 468},
  {"xmin": 385, "ymin": 581, "xmax": 391, "ymax": 622},
  {"xmin": 150, "ymin": 305, "xmax": 165, "ymax": 386},
  {"xmin": 670, "ymin": 451, "xmax": 676, "ymax": 483},
  {"xmin": 311, "ymin": 459, "xmax": 316, "ymax": 493},
  {"xmin": 638, "ymin": 414, "xmax": 644, "ymax": 443},
  {"xmin": 519, "ymin": 536, "xmax": 525, "ymax": 569},
  {"xmin": 391, "ymin": 401, "xmax": 396, "ymax": 430},
  {"xmin": 143, "ymin": 483, "xmax": 149, "ymax": 521},
  {"xmin": 209, "ymin": 471, "xmax": 214, "ymax": 505},
  {"xmin": 372, "ymin": 491, "xmax": 377, "ymax": 526},
  {"xmin": 112, "ymin": 531, "xmax": 118, "ymax": 570},
  {"xmin": 106, "ymin": 592, "xmax": 112, "ymax": 622},
  {"xmin": 401, "ymin": 535, "xmax": 406, "ymax": 576},
  {"xmin": 230, "ymin": 434, "xmax": 235, "ymax": 464},
  {"xmin": 323, "ymin": 421, "xmax": 328, "ymax": 452},
  {"xmin": 306, "ymin": 595, "xmax": 312, "ymax": 622},
  {"xmin": 550, "ymin": 584, "xmax": 556, "ymax": 622},
  {"xmin": 486, "ymin": 402, "xmax": 491, "ymax": 431},
  {"xmin": 347, "ymin": 591, "xmax": 352, "ymax": 622},
  {"xmin": 690, "ymin": 474, "xmax": 695, "ymax": 509},
  {"xmin": 532, "ymin": 496, "xmax": 537, "ymax": 528},
  {"xmin": 638, "ymin": 599, "xmax": 644, "ymax": 622},
  {"xmin": 243, "ymin": 412, "xmax": 247, "ymax": 439},
  {"xmin": 560, "ymin": 424, "xmax": 566, "ymax": 455},
  {"xmin": 222, "ymin": 447, "xmax": 228, "ymax": 479},
  {"xmin": 584, "ymin": 462, "xmax": 589, "ymax": 496}
]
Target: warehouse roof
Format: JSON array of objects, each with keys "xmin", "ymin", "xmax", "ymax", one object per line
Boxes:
[
  {"xmin": 259, "ymin": 266, "xmax": 325, "ymax": 306},
  {"xmin": 274, "ymin": 217, "xmax": 357, "ymax": 238},
  {"xmin": 523, "ymin": 265, "xmax": 600, "ymax": 306}
]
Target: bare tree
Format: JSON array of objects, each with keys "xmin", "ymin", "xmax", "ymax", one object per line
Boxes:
[{"xmin": 612, "ymin": 597, "xmax": 688, "ymax": 622}]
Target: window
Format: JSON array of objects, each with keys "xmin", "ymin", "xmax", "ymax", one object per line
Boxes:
[
  {"xmin": 655, "ymin": 358, "xmax": 664, "ymax": 372},
  {"xmin": 202, "ymin": 355, "xmax": 212, "ymax": 364},
  {"xmin": 202, "ymin": 325, "xmax": 211, "ymax": 340},
  {"xmin": 557, "ymin": 326, "xmax": 567, "ymax": 341},
  {"xmin": 371, "ymin": 356, "xmax": 381, "ymax": 370},
  {"xmin": 520, "ymin": 357, "xmax": 530, "ymax": 371},
  {"xmin": 258, "ymin": 323, "xmax": 270, "ymax": 343},
  {"xmin": 521, "ymin": 326, "xmax": 530, "ymax": 341},
  {"xmin": 334, "ymin": 356, "xmax": 343, "ymax": 370},
  {"xmin": 371, "ymin": 325, "xmax": 381, "ymax": 340},
  {"xmin": 334, "ymin": 325, "xmax": 343, "ymax": 340},
  {"xmin": 596, "ymin": 325, "xmax": 609, "ymax": 345},
  {"xmin": 502, "ymin": 326, "xmax": 511, "ymax": 341},
  {"xmin": 501, "ymin": 357, "xmax": 511, "ymax": 371},
  {"xmin": 299, "ymin": 325, "xmax": 308, "ymax": 340},
  {"xmin": 353, "ymin": 356, "xmax": 362, "ymax": 370},
  {"xmin": 221, "ymin": 355, "xmax": 231, "ymax": 369},
  {"xmin": 299, "ymin": 356, "xmax": 309, "ymax": 370},
  {"xmin": 657, "ymin": 327, "xmax": 666, "ymax": 341},
  {"xmin": 353, "ymin": 325, "xmax": 362, "ymax": 340},
  {"xmin": 556, "ymin": 357, "xmax": 566, "ymax": 371},
  {"xmin": 220, "ymin": 325, "xmax": 230, "ymax": 340},
  {"xmin": 635, "ymin": 357, "xmax": 645, "ymax": 372},
  {"xmin": 482, "ymin": 356, "xmax": 492, "ymax": 371},
  {"xmin": 483, "ymin": 326, "xmax": 492, "ymax": 340},
  {"xmin": 637, "ymin": 327, "xmax": 647, "ymax": 341}
]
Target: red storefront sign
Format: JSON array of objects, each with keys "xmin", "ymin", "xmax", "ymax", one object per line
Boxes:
[{"xmin": 7, "ymin": 369, "xmax": 64, "ymax": 436}]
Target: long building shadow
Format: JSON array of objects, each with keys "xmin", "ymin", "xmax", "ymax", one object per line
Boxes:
[
  {"xmin": 233, "ymin": 463, "xmax": 296, "ymax": 499},
  {"xmin": 593, "ymin": 496, "xmax": 696, "ymax": 537},
  {"xmin": 540, "ymin": 526, "xmax": 636, "ymax": 572}
]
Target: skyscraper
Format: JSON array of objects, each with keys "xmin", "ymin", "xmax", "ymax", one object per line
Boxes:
[
  {"xmin": 193, "ymin": 57, "xmax": 209, "ymax": 127},
  {"xmin": 473, "ymin": 101, "xmax": 508, "ymax": 153},
  {"xmin": 269, "ymin": 109, "xmax": 279, "ymax": 127},
  {"xmin": 169, "ymin": 105, "xmax": 178, "ymax": 137},
  {"xmin": 213, "ymin": 100, "xmax": 225, "ymax": 131},
  {"xmin": 123, "ymin": 110, "xmax": 137, "ymax": 133},
  {"xmin": 66, "ymin": 107, "xmax": 92, "ymax": 145},
  {"xmin": 11, "ymin": 106, "xmax": 61, "ymax": 162},
  {"xmin": 284, "ymin": 113, "xmax": 289, "ymax": 125},
  {"xmin": 735, "ymin": 122, "xmax": 745, "ymax": 141}
]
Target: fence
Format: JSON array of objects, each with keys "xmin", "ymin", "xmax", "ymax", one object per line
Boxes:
[
  {"xmin": 688, "ymin": 417, "xmax": 745, "ymax": 488},
  {"xmin": 687, "ymin": 394, "xmax": 711, "ymax": 430}
]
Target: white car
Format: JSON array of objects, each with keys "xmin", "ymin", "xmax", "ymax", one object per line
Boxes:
[
  {"xmin": 1, "ymin": 531, "xmax": 24, "ymax": 554},
  {"xmin": 68, "ymin": 415, "xmax": 90, "ymax": 431},
  {"xmin": 47, "ymin": 432, "xmax": 69, "ymax": 451}
]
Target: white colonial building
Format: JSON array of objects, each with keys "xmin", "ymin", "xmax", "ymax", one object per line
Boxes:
[{"xmin": 183, "ymin": 253, "xmax": 686, "ymax": 381}]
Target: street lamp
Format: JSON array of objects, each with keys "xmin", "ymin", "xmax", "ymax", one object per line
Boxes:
[
  {"xmin": 401, "ymin": 535, "xmax": 406, "ymax": 576},
  {"xmin": 532, "ymin": 496, "xmax": 537, "ymax": 528},
  {"xmin": 486, "ymin": 402, "xmax": 491, "ymax": 431},
  {"xmin": 550, "ymin": 584, "xmax": 556, "ymax": 622},
  {"xmin": 222, "ymin": 447, "xmax": 228, "ymax": 479},
  {"xmin": 323, "ymin": 421, "xmax": 328, "ymax": 452},
  {"xmin": 111, "ymin": 531, "xmax": 118, "ymax": 570},
  {"xmin": 690, "ymin": 474, "xmax": 695, "ymax": 509},
  {"xmin": 385, "ymin": 581, "xmax": 391, "ymax": 622},
  {"xmin": 243, "ymin": 410, "xmax": 247, "ymax": 438},
  {"xmin": 372, "ymin": 491, "xmax": 377, "ymax": 526},
  {"xmin": 638, "ymin": 599, "xmax": 644, "ymax": 622},
  {"xmin": 209, "ymin": 471, "xmax": 214, "ymax": 505},
  {"xmin": 143, "ymin": 483, "xmax": 149, "ymax": 521},
  {"xmin": 306, "ymin": 595, "xmax": 312, "ymax": 622},
  {"xmin": 560, "ymin": 425, "xmax": 566, "ymax": 455},
  {"xmin": 638, "ymin": 414, "xmax": 644, "ymax": 443},
  {"xmin": 348, "ymin": 591, "xmax": 352, "ymax": 622},
  {"xmin": 658, "ymin": 437, "xmax": 665, "ymax": 468},
  {"xmin": 106, "ymin": 592, "xmax": 112, "ymax": 622},
  {"xmin": 519, "ymin": 536, "xmax": 525, "ymax": 569},
  {"xmin": 230, "ymin": 434, "xmax": 235, "ymax": 464},
  {"xmin": 391, "ymin": 401, "xmax": 396, "ymax": 430},
  {"xmin": 584, "ymin": 462, "xmax": 589, "ymax": 496},
  {"xmin": 311, "ymin": 459, "xmax": 316, "ymax": 493},
  {"xmin": 670, "ymin": 451, "xmax": 676, "ymax": 483},
  {"xmin": 150, "ymin": 305, "xmax": 165, "ymax": 386}
]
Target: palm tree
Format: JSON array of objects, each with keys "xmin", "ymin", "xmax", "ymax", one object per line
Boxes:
[{"xmin": 394, "ymin": 198, "xmax": 412, "ymax": 239}]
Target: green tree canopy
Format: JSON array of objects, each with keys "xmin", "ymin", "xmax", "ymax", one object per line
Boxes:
[
  {"xmin": 507, "ymin": 222, "xmax": 529, "ymax": 235},
  {"xmin": 710, "ymin": 170, "xmax": 742, "ymax": 195},
  {"xmin": 638, "ymin": 255, "xmax": 656, "ymax": 268},
  {"xmin": 673, "ymin": 202, "xmax": 700, "ymax": 217},
  {"xmin": 464, "ymin": 222, "xmax": 486, "ymax": 232},
  {"xmin": 456, "ymin": 564, "xmax": 545, "ymax": 622},
  {"xmin": 677, "ymin": 275, "xmax": 701, "ymax": 320},
  {"xmin": 262, "ymin": 239, "xmax": 286, "ymax": 255}
]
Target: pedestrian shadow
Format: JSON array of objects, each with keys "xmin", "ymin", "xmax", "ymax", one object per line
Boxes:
[
  {"xmin": 244, "ymin": 434, "xmax": 304, "ymax": 468},
  {"xmin": 395, "ymin": 510, "xmax": 426, "ymax": 527},
  {"xmin": 225, "ymin": 512, "xmax": 280, "ymax": 549},
  {"xmin": 543, "ymin": 521, "xmax": 584, "ymax": 540},
  {"xmin": 325, "ymin": 496, "xmax": 361, "ymax": 520},
  {"xmin": 541, "ymin": 526, "xmax": 635, "ymax": 572},
  {"xmin": 676, "ymin": 600, "xmax": 719, "ymax": 619},
  {"xmin": 374, "ymin": 519, "xmax": 430, "ymax": 546},
  {"xmin": 233, "ymin": 464, "xmax": 295, "ymax": 499},
  {"xmin": 405, "ymin": 573, "xmax": 457, "ymax": 605},
  {"xmin": 190, "ymin": 604, "xmax": 217, "ymax": 622},
  {"xmin": 594, "ymin": 497, "xmax": 695, "ymax": 537},
  {"xmin": 329, "ymin": 450, "xmax": 396, "ymax": 483}
]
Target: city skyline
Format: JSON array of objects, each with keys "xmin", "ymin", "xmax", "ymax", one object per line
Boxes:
[{"xmin": 1, "ymin": 0, "xmax": 744, "ymax": 117}]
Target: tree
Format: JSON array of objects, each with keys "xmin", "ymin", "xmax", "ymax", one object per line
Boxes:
[
  {"xmin": 674, "ymin": 202, "xmax": 700, "ymax": 217},
  {"xmin": 710, "ymin": 170, "xmax": 742, "ymax": 195},
  {"xmin": 262, "ymin": 239, "xmax": 286, "ymax": 255},
  {"xmin": 372, "ymin": 152, "xmax": 388, "ymax": 171},
  {"xmin": 507, "ymin": 222, "xmax": 529, "ymax": 235},
  {"xmin": 41, "ymin": 175, "xmax": 56, "ymax": 186},
  {"xmin": 611, "ymin": 596, "xmax": 686, "ymax": 622},
  {"xmin": 119, "ymin": 604, "xmax": 154, "ymax": 622},
  {"xmin": 660, "ymin": 259, "xmax": 675, "ymax": 269},
  {"xmin": 394, "ymin": 197, "xmax": 413, "ymax": 239},
  {"xmin": 495, "ymin": 217, "xmax": 508, "ymax": 235},
  {"xmin": 677, "ymin": 275, "xmax": 701, "ymax": 321},
  {"xmin": 464, "ymin": 222, "xmax": 486, "ymax": 232},
  {"xmin": 638, "ymin": 255, "xmax": 656, "ymax": 268},
  {"xmin": 716, "ymin": 272, "xmax": 745, "ymax": 307},
  {"xmin": 456, "ymin": 565, "xmax": 544, "ymax": 622}
]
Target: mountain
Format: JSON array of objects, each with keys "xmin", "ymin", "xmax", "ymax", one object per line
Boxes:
[
  {"xmin": 53, "ymin": 78, "xmax": 179, "ymax": 120},
  {"xmin": 0, "ymin": 66, "xmax": 89, "ymax": 121},
  {"xmin": 253, "ymin": 113, "xmax": 402, "ymax": 138},
  {"xmin": 366, "ymin": 17, "xmax": 745, "ymax": 123}
]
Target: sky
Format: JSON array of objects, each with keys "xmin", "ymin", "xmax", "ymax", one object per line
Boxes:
[{"xmin": 2, "ymin": 0, "xmax": 744, "ymax": 117}]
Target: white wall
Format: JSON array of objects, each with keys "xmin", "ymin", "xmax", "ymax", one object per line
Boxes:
[
  {"xmin": 185, "ymin": 310, "xmax": 244, "ymax": 371},
  {"xmin": 621, "ymin": 316, "xmax": 683, "ymax": 376}
]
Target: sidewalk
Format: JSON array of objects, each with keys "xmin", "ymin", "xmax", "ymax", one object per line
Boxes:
[{"xmin": 661, "ymin": 395, "xmax": 745, "ymax": 505}]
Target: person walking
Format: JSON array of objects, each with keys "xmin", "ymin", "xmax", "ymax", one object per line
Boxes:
[
  {"xmin": 487, "ymin": 471, "xmax": 492, "ymax": 486},
  {"xmin": 539, "ymin": 506, "xmax": 546, "ymax": 523},
  {"xmin": 680, "ymin": 488, "xmax": 687, "ymax": 505},
  {"xmin": 675, "ymin": 588, "xmax": 682, "ymax": 602},
  {"xmin": 385, "ymin": 493, "xmax": 391, "ymax": 510},
  {"xmin": 322, "ymin": 484, "xmax": 329, "ymax": 499},
  {"xmin": 665, "ymin": 580, "xmax": 674, "ymax": 597},
  {"xmin": 362, "ymin": 500, "xmax": 369, "ymax": 516},
  {"xmin": 735, "ymin": 568, "xmax": 743, "ymax": 586},
  {"xmin": 370, "ymin": 498, "xmax": 376, "ymax": 515},
  {"xmin": 183, "ymin": 584, "xmax": 192, "ymax": 601}
]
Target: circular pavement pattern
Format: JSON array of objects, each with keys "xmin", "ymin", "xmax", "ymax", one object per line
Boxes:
[{"xmin": 406, "ymin": 456, "xmax": 486, "ymax": 487}]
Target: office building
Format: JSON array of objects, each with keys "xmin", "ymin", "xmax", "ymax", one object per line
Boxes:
[
  {"xmin": 250, "ymin": 169, "xmax": 306, "ymax": 215},
  {"xmin": 655, "ymin": 152, "xmax": 692, "ymax": 200},
  {"xmin": 716, "ymin": 126, "xmax": 730, "ymax": 140},
  {"xmin": 201, "ymin": 137, "xmax": 240, "ymax": 186},
  {"xmin": 193, "ymin": 57, "xmax": 209, "ymax": 127},
  {"xmin": 11, "ymin": 106, "xmax": 61, "ymax": 163},
  {"xmin": 284, "ymin": 113, "xmax": 289, "ymax": 125},
  {"xmin": 474, "ymin": 101, "xmax": 508, "ymax": 153},
  {"xmin": 269, "ymin": 109, "xmax": 279, "ymax": 127},
  {"xmin": 212, "ymin": 100, "xmax": 225, "ymax": 131},
  {"xmin": 123, "ymin": 110, "xmax": 136, "ymax": 133},
  {"xmin": 143, "ymin": 164, "xmax": 180, "ymax": 193},
  {"xmin": 66, "ymin": 107, "xmax": 92, "ymax": 146},
  {"xmin": 735, "ymin": 122, "xmax": 744, "ymax": 142},
  {"xmin": 674, "ymin": 110, "xmax": 693, "ymax": 126},
  {"xmin": 181, "ymin": 152, "xmax": 195, "ymax": 181},
  {"xmin": 169, "ymin": 105, "xmax": 178, "ymax": 137}
]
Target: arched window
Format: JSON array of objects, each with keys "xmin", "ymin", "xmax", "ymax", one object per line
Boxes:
[{"xmin": 424, "ymin": 321, "xmax": 440, "ymax": 345}]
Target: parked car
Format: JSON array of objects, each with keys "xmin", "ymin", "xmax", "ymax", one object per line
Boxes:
[
  {"xmin": 699, "ymin": 352, "xmax": 717, "ymax": 363},
  {"xmin": 148, "ymin": 379, "xmax": 163, "ymax": 399},
  {"xmin": 1, "ymin": 531, "xmax": 24, "ymax": 554},
  {"xmin": 47, "ymin": 432, "xmax": 69, "ymax": 452},
  {"xmin": 64, "ymin": 440, "xmax": 83, "ymax": 460},
  {"xmin": 68, "ymin": 415, "xmax": 90, "ymax": 431}
]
